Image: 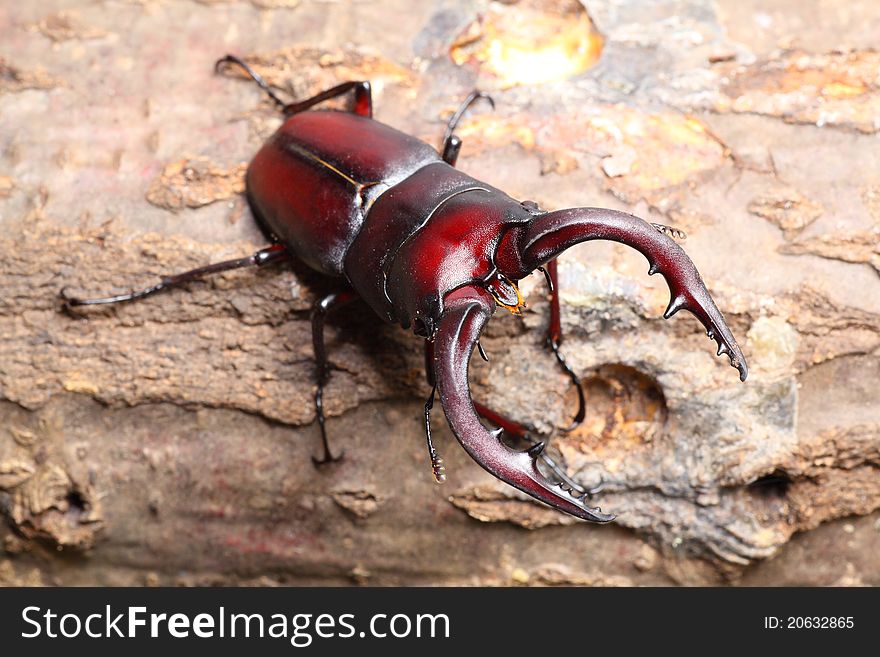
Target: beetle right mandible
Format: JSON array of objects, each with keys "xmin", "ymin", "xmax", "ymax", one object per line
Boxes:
[{"xmin": 63, "ymin": 56, "xmax": 748, "ymax": 523}]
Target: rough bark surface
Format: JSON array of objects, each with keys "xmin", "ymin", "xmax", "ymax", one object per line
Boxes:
[{"xmin": 1, "ymin": 0, "xmax": 879, "ymax": 585}]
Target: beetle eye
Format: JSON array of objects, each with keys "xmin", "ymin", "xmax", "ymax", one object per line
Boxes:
[
  {"xmin": 486, "ymin": 274, "xmax": 524, "ymax": 315},
  {"xmin": 412, "ymin": 317, "xmax": 429, "ymax": 337}
]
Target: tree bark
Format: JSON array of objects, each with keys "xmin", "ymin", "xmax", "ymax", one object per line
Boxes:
[{"xmin": 1, "ymin": 0, "xmax": 879, "ymax": 585}]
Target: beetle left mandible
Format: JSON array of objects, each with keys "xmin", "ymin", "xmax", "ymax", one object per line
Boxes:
[{"xmin": 62, "ymin": 56, "xmax": 748, "ymax": 523}]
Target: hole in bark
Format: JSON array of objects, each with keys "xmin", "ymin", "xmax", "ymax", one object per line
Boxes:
[
  {"xmin": 563, "ymin": 364, "xmax": 667, "ymax": 451},
  {"xmin": 65, "ymin": 489, "xmax": 87, "ymax": 518},
  {"xmin": 450, "ymin": 0, "xmax": 604, "ymax": 88},
  {"xmin": 748, "ymin": 470, "xmax": 792, "ymax": 498}
]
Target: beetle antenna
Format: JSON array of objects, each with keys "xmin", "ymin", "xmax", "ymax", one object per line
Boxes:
[
  {"xmin": 215, "ymin": 54, "xmax": 287, "ymax": 111},
  {"xmin": 424, "ymin": 384, "xmax": 446, "ymax": 483},
  {"xmin": 651, "ymin": 223, "xmax": 687, "ymax": 241}
]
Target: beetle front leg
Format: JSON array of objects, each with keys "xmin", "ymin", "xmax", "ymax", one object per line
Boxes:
[
  {"xmin": 537, "ymin": 258, "xmax": 587, "ymax": 430},
  {"xmin": 310, "ymin": 290, "xmax": 356, "ymax": 466}
]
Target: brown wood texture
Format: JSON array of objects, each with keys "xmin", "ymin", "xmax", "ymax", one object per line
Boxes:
[{"xmin": 1, "ymin": 0, "xmax": 879, "ymax": 585}]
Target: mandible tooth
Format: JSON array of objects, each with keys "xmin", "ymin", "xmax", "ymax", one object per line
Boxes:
[
  {"xmin": 526, "ymin": 441, "xmax": 546, "ymax": 458},
  {"xmin": 663, "ymin": 294, "xmax": 688, "ymax": 319}
]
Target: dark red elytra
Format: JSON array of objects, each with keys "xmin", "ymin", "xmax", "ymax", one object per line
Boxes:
[{"xmin": 62, "ymin": 56, "xmax": 748, "ymax": 523}]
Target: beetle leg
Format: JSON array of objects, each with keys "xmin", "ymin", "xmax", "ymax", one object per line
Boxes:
[
  {"xmin": 215, "ymin": 55, "xmax": 287, "ymax": 111},
  {"xmin": 60, "ymin": 244, "xmax": 288, "ymax": 310},
  {"xmin": 216, "ymin": 55, "xmax": 373, "ymax": 118},
  {"xmin": 537, "ymin": 259, "xmax": 586, "ymax": 431},
  {"xmin": 499, "ymin": 208, "xmax": 748, "ymax": 381},
  {"xmin": 432, "ymin": 284, "xmax": 615, "ymax": 522},
  {"xmin": 440, "ymin": 91, "xmax": 494, "ymax": 166},
  {"xmin": 311, "ymin": 291, "xmax": 357, "ymax": 466},
  {"xmin": 283, "ymin": 81, "xmax": 373, "ymax": 118}
]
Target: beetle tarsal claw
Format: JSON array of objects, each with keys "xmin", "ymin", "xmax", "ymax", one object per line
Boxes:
[
  {"xmin": 526, "ymin": 441, "xmax": 546, "ymax": 458},
  {"xmin": 434, "ymin": 286, "xmax": 616, "ymax": 523},
  {"xmin": 663, "ymin": 293, "xmax": 689, "ymax": 319}
]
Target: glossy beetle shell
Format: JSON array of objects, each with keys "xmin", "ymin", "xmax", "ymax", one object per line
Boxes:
[{"xmin": 247, "ymin": 109, "xmax": 531, "ymax": 331}]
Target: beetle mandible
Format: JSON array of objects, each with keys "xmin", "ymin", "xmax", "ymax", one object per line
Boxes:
[{"xmin": 63, "ymin": 56, "xmax": 748, "ymax": 523}]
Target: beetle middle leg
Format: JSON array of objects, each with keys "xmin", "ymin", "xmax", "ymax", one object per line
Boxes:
[{"xmin": 311, "ymin": 290, "xmax": 356, "ymax": 466}]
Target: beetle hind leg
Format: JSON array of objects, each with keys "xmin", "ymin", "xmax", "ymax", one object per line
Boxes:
[
  {"xmin": 215, "ymin": 55, "xmax": 287, "ymax": 111},
  {"xmin": 216, "ymin": 54, "xmax": 373, "ymax": 118},
  {"xmin": 60, "ymin": 244, "xmax": 288, "ymax": 311}
]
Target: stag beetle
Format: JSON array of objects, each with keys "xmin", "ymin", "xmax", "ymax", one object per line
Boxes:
[{"xmin": 63, "ymin": 56, "xmax": 748, "ymax": 523}]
